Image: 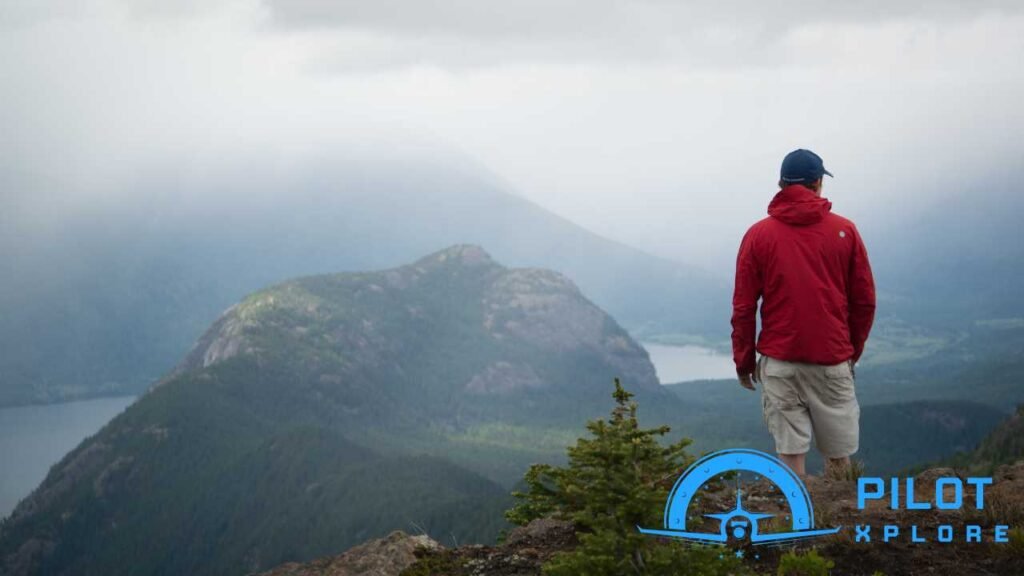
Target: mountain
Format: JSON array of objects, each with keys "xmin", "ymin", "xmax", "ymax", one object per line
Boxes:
[
  {"xmin": 853, "ymin": 319, "xmax": 1024, "ymax": 411},
  {"xmin": 858, "ymin": 400, "xmax": 1007, "ymax": 473},
  {"xmin": 939, "ymin": 404, "xmax": 1024, "ymax": 475},
  {"xmin": 0, "ymin": 154, "xmax": 724, "ymax": 407},
  {"xmin": 0, "ymin": 245, "xmax": 686, "ymax": 576}
]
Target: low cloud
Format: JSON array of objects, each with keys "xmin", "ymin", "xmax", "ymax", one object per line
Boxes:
[
  {"xmin": 261, "ymin": 0, "xmax": 1023, "ymax": 70},
  {"xmin": 2, "ymin": 0, "xmax": 1023, "ymax": 269}
]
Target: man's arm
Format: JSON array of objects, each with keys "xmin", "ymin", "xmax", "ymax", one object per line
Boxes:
[
  {"xmin": 732, "ymin": 228, "xmax": 762, "ymax": 388},
  {"xmin": 847, "ymin": 224, "xmax": 876, "ymax": 364}
]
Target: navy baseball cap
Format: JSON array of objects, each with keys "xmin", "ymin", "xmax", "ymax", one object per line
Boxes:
[{"xmin": 780, "ymin": 149, "xmax": 833, "ymax": 183}]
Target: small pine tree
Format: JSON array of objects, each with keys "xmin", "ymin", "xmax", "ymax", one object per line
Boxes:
[{"xmin": 505, "ymin": 378, "xmax": 745, "ymax": 576}]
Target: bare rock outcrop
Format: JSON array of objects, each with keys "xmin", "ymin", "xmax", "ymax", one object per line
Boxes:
[{"xmin": 253, "ymin": 530, "xmax": 443, "ymax": 576}]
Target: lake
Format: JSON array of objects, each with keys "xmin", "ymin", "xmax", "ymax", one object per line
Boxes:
[
  {"xmin": 642, "ymin": 343, "xmax": 735, "ymax": 384},
  {"xmin": 0, "ymin": 343, "xmax": 728, "ymax": 520},
  {"xmin": 0, "ymin": 396, "xmax": 136, "ymax": 520}
]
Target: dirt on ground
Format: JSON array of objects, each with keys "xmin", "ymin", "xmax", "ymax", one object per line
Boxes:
[{"xmin": 257, "ymin": 462, "xmax": 1024, "ymax": 576}]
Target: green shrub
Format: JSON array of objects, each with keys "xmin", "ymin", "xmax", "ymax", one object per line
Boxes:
[
  {"xmin": 1004, "ymin": 526, "xmax": 1024, "ymax": 556},
  {"xmin": 399, "ymin": 548, "xmax": 467, "ymax": 576},
  {"xmin": 776, "ymin": 548, "xmax": 835, "ymax": 576}
]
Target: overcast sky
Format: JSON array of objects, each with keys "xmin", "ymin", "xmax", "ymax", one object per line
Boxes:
[{"xmin": 3, "ymin": 0, "xmax": 1023, "ymax": 268}]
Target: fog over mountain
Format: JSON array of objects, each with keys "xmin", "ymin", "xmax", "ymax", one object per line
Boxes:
[
  {"xmin": 0, "ymin": 149, "xmax": 727, "ymax": 406},
  {"xmin": 4, "ymin": 1, "xmax": 1022, "ymax": 353}
]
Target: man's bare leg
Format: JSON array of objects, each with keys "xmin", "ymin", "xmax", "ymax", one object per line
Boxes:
[
  {"xmin": 825, "ymin": 456, "xmax": 851, "ymax": 479},
  {"xmin": 779, "ymin": 453, "xmax": 806, "ymax": 476}
]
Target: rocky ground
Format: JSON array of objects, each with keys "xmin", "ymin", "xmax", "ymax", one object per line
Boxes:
[
  {"xmin": 253, "ymin": 530, "xmax": 448, "ymax": 576},
  {"xmin": 810, "ymin": 461, "xmax": 1024, "ymax": 575},
  {"xmin": 256, "ymin": 462, "xmax": 1024, "ymax": 576},
  {"xmin": 252, "ymin": 518, "xmax": 577, "ymax": 576},
  {"xmin": 690, "ymin": 461, "xmax": 1024, "ymax": 575}
]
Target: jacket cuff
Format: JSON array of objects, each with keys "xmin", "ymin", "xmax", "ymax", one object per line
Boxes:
[{"xmin": 736, "ymin": 361, "xmax": 755, "ymax": 376}]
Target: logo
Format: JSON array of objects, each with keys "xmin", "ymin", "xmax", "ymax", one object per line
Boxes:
[
  {"xmin": 854, "ymin": 475, "xmax": 1007, "ymax": 543},
  {"xmin": 637, "ymin": 449, "xmax": 839, "ymax": 546},
  {"xmin": 839, "ymin": 230, "xmax": 846, "ymax": 238}
]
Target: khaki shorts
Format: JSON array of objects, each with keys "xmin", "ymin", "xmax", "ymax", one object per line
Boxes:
[{"xmin": 759, "ymin": 354, "xmax": 860, "ymax": 458}]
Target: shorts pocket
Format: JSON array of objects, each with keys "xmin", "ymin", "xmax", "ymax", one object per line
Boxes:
[
  {"xmin": 820, "ymin": 362, "xmax": 855, "ymax": 406},
  {"xmin": 824, "ymin": 361, "xmax": 852, "ymax": 379}
]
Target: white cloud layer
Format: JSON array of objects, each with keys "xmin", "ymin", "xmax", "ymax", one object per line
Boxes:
[{"xmin": 2, "ymin": 0, "xmax": 1023, "ymax": 268}]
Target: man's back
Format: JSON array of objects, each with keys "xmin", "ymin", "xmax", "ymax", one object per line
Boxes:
[
  {"xmin": 731, "ymin": 183, "xmax": 876, "ymax": 376},
  {"xmin": 732, "ymin": 149, "xmax": 876, "ymax": 476}
]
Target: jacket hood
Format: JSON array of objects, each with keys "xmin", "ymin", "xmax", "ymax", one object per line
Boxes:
[{"xmin": 768, "ymin": 184, "xmax": 832, "ymax": 226}]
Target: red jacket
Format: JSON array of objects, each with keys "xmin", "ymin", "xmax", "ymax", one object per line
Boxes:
[{"xmin": 731, "ymin": 184, "xmax": 876, "ymax": 375}]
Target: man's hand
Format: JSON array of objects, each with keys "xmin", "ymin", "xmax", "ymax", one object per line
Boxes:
[{"xmin": 738, "ymin": 359, "xmax": 761, "ymax": 391}]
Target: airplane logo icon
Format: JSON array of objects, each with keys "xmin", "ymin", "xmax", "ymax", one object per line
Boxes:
[{"xmin": 637, "ymin": 449, "xmax": 840, "ymax": 545}]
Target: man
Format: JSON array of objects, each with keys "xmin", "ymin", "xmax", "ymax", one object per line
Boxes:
[{"xmin": 731, "ymin": 149, "xmax": 876, "ymax": 478}]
